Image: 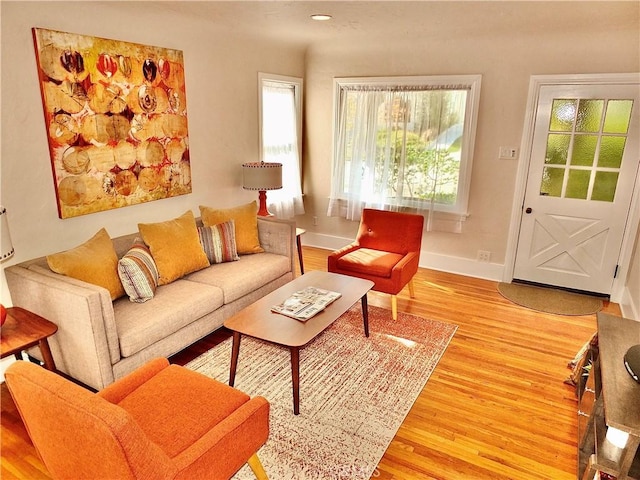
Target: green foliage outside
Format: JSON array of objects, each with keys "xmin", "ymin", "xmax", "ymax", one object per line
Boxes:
[{"xmin": 375, "ymin": 130, "xmax": 460, "ymax": 205}]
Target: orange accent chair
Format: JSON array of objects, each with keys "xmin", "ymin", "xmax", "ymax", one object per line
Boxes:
[
  {"xmin": 5, "ymin": 358, "xmax": 270, "ymax": 480},
  {"xmin": 328, "ymin": 208, "xmax": 424, "ymax": 320}
]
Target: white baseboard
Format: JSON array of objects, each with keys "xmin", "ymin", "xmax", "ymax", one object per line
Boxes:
[
  {"xmin": 301, "ymin": 232, "xmax": 505, "ymax": 283},
  {"xmin": 303, "ymin": 232, "xmax": 640, "ymax": 319}
]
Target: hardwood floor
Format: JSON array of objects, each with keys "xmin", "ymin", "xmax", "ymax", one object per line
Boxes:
[{"xmin": 1, "ymin": 246, "xmax": 621, "ymax": 479}]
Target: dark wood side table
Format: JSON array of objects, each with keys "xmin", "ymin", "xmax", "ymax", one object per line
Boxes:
[
  {"xmin": 578, "ymin": 312, "xmax": 640, "ymax": 480},
  {"xmin": 1, "ymin": 307, "xmax": 58, "ymax": 371}
]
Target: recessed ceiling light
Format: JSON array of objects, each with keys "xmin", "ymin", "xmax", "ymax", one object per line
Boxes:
[{"xmin": 310, "ymin": 14, "xmax": 332, "ymax": 21}]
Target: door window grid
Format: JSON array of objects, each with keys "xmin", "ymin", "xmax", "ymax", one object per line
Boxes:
[{"xmin": 541, "ymin": 98, "xmax": 633, "ymax": 202}]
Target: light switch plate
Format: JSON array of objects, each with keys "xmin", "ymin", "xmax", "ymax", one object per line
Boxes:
[{"xmin": 499, "ymin": 146, "xmax": 518, "ymax": 159}]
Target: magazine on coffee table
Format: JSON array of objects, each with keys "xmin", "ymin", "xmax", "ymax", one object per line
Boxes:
[{"xmin": 271, "ymin": 286, "xmax": 342, "ymax": 321}]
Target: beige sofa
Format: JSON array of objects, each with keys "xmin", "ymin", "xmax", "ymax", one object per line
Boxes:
[{"xmin": 5, "ymin": 216, "xmax": 296, "ymax": 390}]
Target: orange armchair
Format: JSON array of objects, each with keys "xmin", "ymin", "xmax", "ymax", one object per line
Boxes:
[
  {"xmin": 328, "ymin": 208, "xmax": 424, "ymax": 320},
  {"xmin": 5, "ymin": 358, "xmax": 270, "ymax": 480}
]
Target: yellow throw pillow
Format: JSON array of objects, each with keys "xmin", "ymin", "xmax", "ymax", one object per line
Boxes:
[
  {"xmin": 199, "ymin": 201, "xmax": 264, "ymax": 254},
  {"xmin": 47, "ymin": 228, "xmax": 125, "ymax": 300},
  {"xmin": 138, "ymin": 210, "xmax": 210, "ymax": 285}
]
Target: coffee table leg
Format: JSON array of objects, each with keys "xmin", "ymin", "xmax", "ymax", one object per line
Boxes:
[
  {"xmin": 229, "ymin": 332, "xmax": 241, "ymax": 386},
  {"xmin": 290, "ymin": 346, "xmax": 300, "ymax": 415},
  {"xmin": 361, "ymin": 293, "xmax": 370, "ymax": 337}
]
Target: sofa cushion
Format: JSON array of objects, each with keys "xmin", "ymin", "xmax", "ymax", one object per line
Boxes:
[
  {"xmin": 197, "ymin": 220, "xmax": 239, "ymax": 265},
  {"xmin": 114, "ymin": 279, "xmax": 224, "ymax": 358},
  {"xmin": 117, "ymin": 239, "xmax": 159, "ymax": 303},
  {"xmin": 199, "ymin": 202, "xmax": 264, "ymax": 255},
  {"xmin": 185, "ymin": 252, "xmax": 290, "ymax": 304},
  {"xmin": 138, "ymin": 210, "xmax": 210, "ymax": 286},
  {"xmin": 47, "ymin": 228, "xmax": 125, "ymax": 300}
]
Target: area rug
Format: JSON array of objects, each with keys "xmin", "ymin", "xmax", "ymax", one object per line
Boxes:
[
  {"xmin": 186, "ymin": 305, "xmax": 457, "ymax": 480},
  {"xmin": 498, "ymin": 282, "xmax": 603, "ymax": 315}
]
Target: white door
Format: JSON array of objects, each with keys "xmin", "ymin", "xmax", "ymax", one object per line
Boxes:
[{"xmin": 514, "ymin": 83, "xmax": 640, "ymax": 294}]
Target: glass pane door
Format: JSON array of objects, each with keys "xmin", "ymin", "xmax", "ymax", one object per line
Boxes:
[{"xmin": 540, "ymin": 98, "xmax": 633, "ymax": 203}]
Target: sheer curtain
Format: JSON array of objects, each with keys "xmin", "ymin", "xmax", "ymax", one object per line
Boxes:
[
  {"xmin": 327, "ymin": 83, "xmax": 468, "ymax": 224},
  {"xmin": 261, "ymin": 81, "xmax": 304, "ymax": 219},
  {"xmin": 328, "ymin": 88, "xmax": 399, "ymax": 221}
]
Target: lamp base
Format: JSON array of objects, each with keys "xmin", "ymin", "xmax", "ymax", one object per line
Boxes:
[{"xmin": 256, "ymin": 190, "xmax": 274, "ymax": 217}]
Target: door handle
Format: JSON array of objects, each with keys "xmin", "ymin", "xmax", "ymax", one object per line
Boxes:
[{"xmin": 525, "ymin": 207, "xmax": 533, "ymax": 214}]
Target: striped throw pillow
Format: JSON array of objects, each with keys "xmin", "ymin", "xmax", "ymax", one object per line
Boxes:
[
  {"xmin": 117, "ymin": 239, "xmax": 159, "ymax": 303},
  {"xmin": 198, "ymin": 220, "xmax": 240, "ymax": 264}
]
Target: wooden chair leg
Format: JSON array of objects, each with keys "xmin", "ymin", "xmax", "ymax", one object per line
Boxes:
[
  {"xmin": 247, "ymin": 452, "xmax": 269, "ymax": 480},
  {"xmin": 408, "ymin": 278, "xmax": 416, "ymax": 298},
  {"xmin": 391, "ymin": 295, "xmax": 398, "ymax": 320}
]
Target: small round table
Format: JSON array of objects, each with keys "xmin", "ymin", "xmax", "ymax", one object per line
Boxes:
[{"xmin": 1, "ymin": 307, "xmax": 58, "ymax": 371}]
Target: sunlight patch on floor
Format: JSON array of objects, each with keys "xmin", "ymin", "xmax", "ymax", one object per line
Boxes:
[{"xmin": 384, "ymin": 334, "xmax": 417, "ymax": 348}]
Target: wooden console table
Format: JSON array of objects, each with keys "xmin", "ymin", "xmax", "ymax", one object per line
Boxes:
[
  {"xmin": 1, "ymin": 307, "xmax": 58, "ymax": 371},
  {"xmin": 578, "ymin": 312, "xmax": 640, "ymax": 480}
]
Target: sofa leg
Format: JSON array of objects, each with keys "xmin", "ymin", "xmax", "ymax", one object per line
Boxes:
[
  {"xmin": 247, "ymin": 452, "xmax": 269, "ymax": 480},
  {"xmin": 391, "ymin": 295, "xmax": 398, "ymax": 320},
  {"xmin": 408, "ymin": 278, "xmax": 416, "ymax": 298}
]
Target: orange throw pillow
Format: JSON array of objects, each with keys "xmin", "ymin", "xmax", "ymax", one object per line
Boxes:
[
  {"xmin": 138, "ymin": 211, "xmax": 210, "ymax": 285},
  {"xmin": 47, "ymin": 228, "xmax": 125, "ymax": 300}
]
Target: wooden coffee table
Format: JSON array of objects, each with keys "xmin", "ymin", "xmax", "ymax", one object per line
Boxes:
[{"xmin": 224, "ymin": 270, "xmax": 374, "ymax": 415}]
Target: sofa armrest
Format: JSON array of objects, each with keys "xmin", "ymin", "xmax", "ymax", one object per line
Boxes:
[
  {"xmin": 257, "ymin": 217, "xmax": 296, "ymax": 273},
  {"xmin": 5, "ymin": 264, "xmax": 119, "ymax": 390}
]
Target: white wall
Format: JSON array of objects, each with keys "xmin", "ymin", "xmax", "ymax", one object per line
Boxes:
[
  {"xmin": 622, "ymin": 229, "xmax": 640, "ymax": 320},
  {"xmin": 299, "ymin": 2, "xmax": 640, "ymax": 309},
  {"xmin": 0, "ymin": 2, "xmax": 305, "ymax": 306}
]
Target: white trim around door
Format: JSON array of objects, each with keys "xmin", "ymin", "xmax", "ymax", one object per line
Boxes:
[{"xmin": 504, "ymin": 73, "xmax": 640, "ymax": 303}]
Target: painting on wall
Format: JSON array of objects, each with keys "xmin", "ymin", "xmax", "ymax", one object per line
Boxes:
[{"xmin": 32, "ymin": 28, "xmax": 191, "ymax": 219}]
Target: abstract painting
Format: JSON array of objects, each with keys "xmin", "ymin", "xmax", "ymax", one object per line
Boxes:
[{"xmin": 32, "ymin": 28, "xmax": 191, "ymax": 219}]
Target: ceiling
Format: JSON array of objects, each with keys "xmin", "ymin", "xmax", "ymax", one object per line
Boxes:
[{"xmin": 134, "ymin": 1, "xmax": 637, "ymax": 49}]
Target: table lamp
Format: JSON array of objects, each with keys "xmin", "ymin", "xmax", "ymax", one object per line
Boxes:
[
  {"xmin": 1, "ymin": 206, "xmax": 15, "ymax": 325},
  {"xmin": 242, "ymin": 162, "xmax": 283, "ymax": 216}
]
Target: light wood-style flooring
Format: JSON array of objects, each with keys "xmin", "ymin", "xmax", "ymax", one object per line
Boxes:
[{"xmin": 1, "ymin": 246, "xmax": 622, "ymax": 479}]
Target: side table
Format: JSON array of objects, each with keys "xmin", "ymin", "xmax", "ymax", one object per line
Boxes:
[{"xmin": 1, "ymin": 307, "xmax": 58, "ymax": 371}]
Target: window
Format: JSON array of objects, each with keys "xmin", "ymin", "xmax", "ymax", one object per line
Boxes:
[
  {"xmin": 259, "ymin": 73, "xmax": 304, "ymax": 219},
  {"xmin": 541, "ymin": 98, "xmax": 633, "ymax": 202},
  {"xmin": 327, "ymin": 75, "xmax": 481, "ymax": 222}
]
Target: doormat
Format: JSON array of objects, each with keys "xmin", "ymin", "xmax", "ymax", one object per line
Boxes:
[
  {"xmin": 186, "ymin": 305, "xmax": 457, "ymax": 480},
  {"xmin": 498, "ymin": 282, "xmax": 603, "ymax": 315}
]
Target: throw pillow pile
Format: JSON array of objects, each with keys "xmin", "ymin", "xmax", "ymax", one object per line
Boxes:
[{"xmin": 46, "ymin": 202, "xmax": 263, "ymax": 304}]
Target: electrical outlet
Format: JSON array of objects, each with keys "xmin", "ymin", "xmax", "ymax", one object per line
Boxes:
[
  {"xmin": 313, "ymin": 216, "xmax": 318, "ymax": 226},
  {"xmin": 477, "ymin": 250, "xmax": 491, "ymax": 263}
]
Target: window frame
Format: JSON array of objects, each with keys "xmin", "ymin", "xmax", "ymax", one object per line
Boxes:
[
  {"xmin": 258, "ymin": 72, "xmax": 303, "ymax": 169},
  {"xmin": 331, "ymin": 74, "xmax": 482, "ymax": 215}
]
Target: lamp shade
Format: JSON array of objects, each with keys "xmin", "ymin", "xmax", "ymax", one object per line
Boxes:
[
  {"xmin": 1, "ymin": 206, "xmax": 14, "ymax": 262},
  {"xmin": 242, "ymin": 162, "xmax": 283, "ymax": 191}
]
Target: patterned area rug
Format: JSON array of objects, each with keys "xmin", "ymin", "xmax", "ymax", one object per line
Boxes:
[{"xmin": 186, "ymin": 305, "xmax": 457, "ymax": 480}]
